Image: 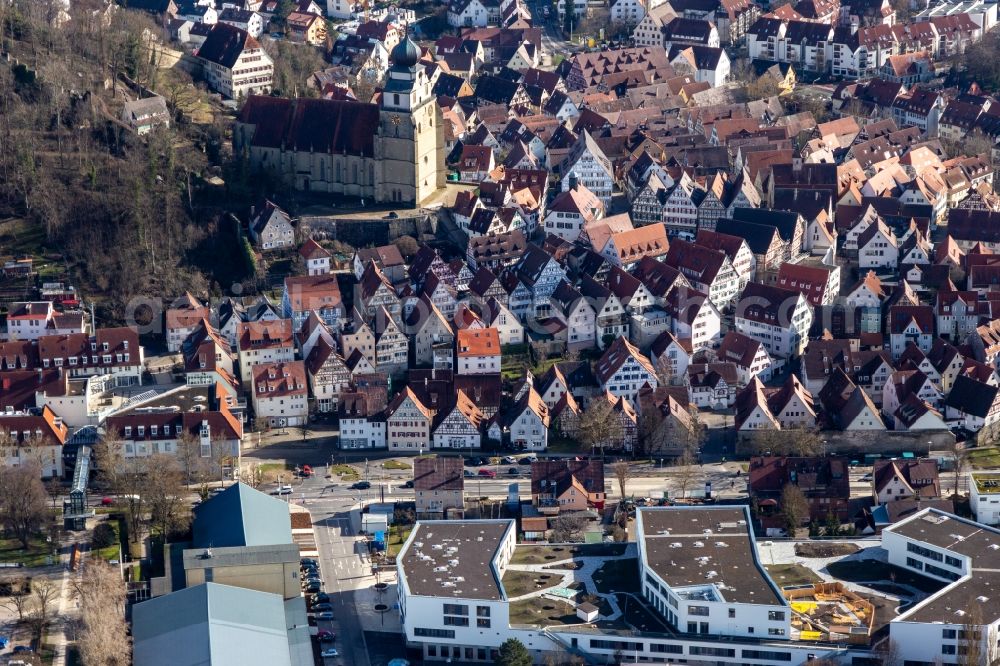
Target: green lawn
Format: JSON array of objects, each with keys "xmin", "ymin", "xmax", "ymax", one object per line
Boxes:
[
  {"xmin": 967, "ymin": 447, "xmax": 1000, "ymax": 469},
  {"xmin": 95, "ymin": 520, "xmax": 122, "ymax": 561},
  {"xmin": 765, "ymin": 563, "xmax": 822, "ymax": 588},
  {"xmin": 511, "ymin": 543, "xmax": 628, "ymax": 565},
  {"xmin": 502, "ymin": 570, "xmax": 562, "ymax": 597},
  {"xmin": 592, "ymin": 558, "xmax": 640, "ymax": 595},
  {"xmin": 382, "ymin": 460, "xmax": 411, "ymax": 471},
  {"xmin": 0, "ymin": 536, "xmax": 53, "ymax": 567},
  {"xmin": 329, "ymin": 464, "xmax": 359, "ymax": 480},
  {"xmin": 386, "ymin": 525, "xmax": 413, "ymax": 558}
]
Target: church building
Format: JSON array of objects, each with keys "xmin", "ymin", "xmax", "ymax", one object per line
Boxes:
[{"xmin": 233, "ymin": 37, "xmax": 446, "ymax": 205}]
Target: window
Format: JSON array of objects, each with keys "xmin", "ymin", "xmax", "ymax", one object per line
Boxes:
[
  {"xmin": 477, "ymin": 606, "xmax": 490, "ymax": 617},
  {"xmin": 942, "ymin": 629, "xmax": 957, "ymax": 639},
  {"xmin": 728, "ymin": 608, "xmax": 736, "ymax": 618},
  {"xmin": 689, "ymin": 646, "xmax": 735, "ymax": 657},
  {"xmin": 942, "ymin": 645, "xmax": 956, "ymax": 655},
  {"xmin": 414, "ymin": 628, "xmax": 454, "ymax": 639},
  {"xmin": 768, "ymin": 628, "xmax": 786, "ymax": 636},
  {"xmin": 687, "ymin": 605, "xmax": 709, "ymax": 616},
  {"xmin": 443, "ymin": 616, "xmax": 469, "ymax": 626},
  {"xmin": 768, "ymin": 610, "xmax": 786, "ymax": 621}
]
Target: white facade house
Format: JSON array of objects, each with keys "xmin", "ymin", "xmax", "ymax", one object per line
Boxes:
[
  {"xmin": 734, "ymin": 283, "xmax": 813, "ymax": 359},
  {"xmin": 884, "ymin": 508, "xmax": 1000, "ymax": 666},
  {"xmin": 560, "ymin": 132, "xmax": 614, "ymax": 207},
  {"xmin": 971, "ymin": 473, "xmax": 1000, "ymax": 525},
  {"xmin": 432, "ymin": 390, "xmax": 484, "ymax": 450},
  {"xmin": 337, "ymin": 394, "xmax": 386, "ymax": 449},
  {"xmin": 595, "ymin": 336, "xmax": 658, "ymax": 405},
  {"xmin": 386, "ymin": 388, "xmax": 432, "ymax": 452},
  {"xmin": 455, "ymin": 328, "xmax": 501, "ymax": 375},
  {"xmin": 505, "ymin": 387, "xmax": 549, "ymax": 451},
  {"xmin": 196, "ymin": 24, "xmax": 273, "ymax": 100},
  {"xmin": 251, "ymin": 361, "xmax": 308, "ymax": 427}
]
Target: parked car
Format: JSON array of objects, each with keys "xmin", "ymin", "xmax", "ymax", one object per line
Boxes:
[
  {"xmin": 100, "ymin": 497, "xmax": 114, "ymax": 506},
  {"xmin": 304, "ymin": 582, "xmax": 321, "ymax": 593},
  {"xmin": 501, "ymin": 456, "xmax": 516, "ymax": 464},
  {"xmin": 351, "ymin": 481, "xmax": 371, "ymax": 490},
  {"xmin": 317, "ymin": 631, "xmax": 336, "ymax": 642},
  {"xmin": 273, "ymin": 485, "xmax": 293, "ymax": 495},
  {"xmin": 321, "ymin": 648, "xmax": 339, "ymax": 657},
  {"xmin": 401, "ymin": 480, "xmax": 414, "ymax": 488},
  {"xmin": 301, "ymin": 558, "xmax": 317, "ymax": 567},
  {"xmin": 312, "ymin": 603, "xmax": 332, "ymax": 612},
  {"xmin": 316, "ymin": 611, "xmax": 334, "ymax": 620},
  {"xmin": 478, "ymin": 468, "xmax": 496, "ymax": 478},
  {"xmin": 464, "ymin": 469, "xmax": 476, "ymax": 477},
  {"xmin": 300, "ymin": 465, "xmax": 313, "ymax": 477},
  {"xmin": 518, "ymin": 456, "xmax": 536, "ymax": 465},
  {"xmin": 507, "ymin": 467, "xmax": 519, "ymax": 475},
  {"xmin": 310, "ymin": 592, "xmax": 330, "ymax": 603},
  {"xmin": 12, "ymin": 646, "xmax": 33, "ymax": 654}
]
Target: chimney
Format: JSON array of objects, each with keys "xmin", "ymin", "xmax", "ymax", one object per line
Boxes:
[
  {"xmin": 568, "ymin": 172, "xmax": 579, "ymax": 191},
  {"xmin": 792, "ymin": 157, "xmax": 802, "ymax": 174},
  {"xmin": 1, "ymin": 378, "xmax": 8, "ymax": 390}
]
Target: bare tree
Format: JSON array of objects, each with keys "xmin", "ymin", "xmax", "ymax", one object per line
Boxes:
[
  {"xmin": 550, "ymin": 515, "xmax": 588, "ymax": 543},
  {"xmin": 94, "ymin": 437, "xmax": 147, "ymax": 546},
  {"xmin": 0, "ymin": 464, "xmax": 50, "ymax": 548},
  {"xmin": 75, "ymin": 561, "xmax": 130, "ymax": 666},
  {"xmin": 578, "ymin": 397, "xmax": 624, "ymax": 457},
  {"xmin": 672, "ymin": 449, "xmax": 699, "ymax": 499},
  {"xmin": 781, "ymin": 483, "xmax": 810, "ymax": 536},
  {"xmin": 749, "ymin": 428, "xmax": 823, "ymax": 457},
  {"xmin": 144, "ymin": 455, "xmax": 190, "ymax": 540},
  {"xmin": 30, "ymin": 577, "xmax": 59, "ymax": 633},
  {"xmin": 612, "ymin": 461, "xmax": 630, "ymax": 499},
  {"xmin": 0, "ymin": 582, "xmax": 31, "ymax": 623}
]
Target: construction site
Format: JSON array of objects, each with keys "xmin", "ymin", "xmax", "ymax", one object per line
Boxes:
[{"xmin": 785, "ymin": 582, "xmax": 875, "ymax": 644}]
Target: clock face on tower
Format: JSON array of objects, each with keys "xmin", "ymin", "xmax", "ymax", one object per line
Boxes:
[{"xmin": 390, "ymin": 114, "xmax": 402, "ymax": 126}]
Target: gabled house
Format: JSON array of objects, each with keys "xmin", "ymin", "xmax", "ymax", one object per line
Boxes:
[
  {"xmin": 299, "ymin": 238, "xmax": 331, "ymax": 276},
  {"xmin": 432, "ymin": 390, "xmax": 485, "ymax": 450},
  {"xmin": 304, "ymin": 338, "xmax": 350, "ymax": 413},
  {"xmin": 251, "ymin": 360, "xmax": 308, "ymax": 427},
  {"xmin": 767, "ymin": 375, "xmax": 817, "ymax": 429},
  {"xmin": 650, "ymin": 330, "xmax": 692, "ymax": 385},
  {"xmin": 775, "ymin": 263, "xmax": 839, "ymax": 307},
  {"xmin": 247, "ymin": 199, "xmax": 295, "ymax": 250},
  {"xmin": 560, "ymin": 131, "xmax": 615, "ymax": 207},
  {"xmin": 386, "ymin": 387, "xmax": 433, "ymax": 452},
  {"xmin": 455, "ymin": 327, "xmax": 501, "ymax": 375},
  {"xmin": 664, "ymin": 238, "xmax": 740, "ymax": 309},
  {"xmin": 550, "ymin": 280, "xmax": 596, "ymax": 350},
  {"xmin": 595, "ymin": 336, "xmax": 658, "ymax": 405},
  {"xmin": 358, "ymin": 261, "xmax": 402, "ymax": 321},
  {"xmin": 944, "ymin": 373, "xmax": 1000, "ymax": 442},
  {"xmin": 373, "ymin": 310, "xmax": 408, "ymax": 378},
  {"xmin": 483, "ymin": 297, "xmax": 524, "ymax": 346},
  {"xmin": 282, "ymin": 274, "xmax": 344, "ymax": 330},
  {"xmin": 715, "ymin": 330, "xmax": 773, "ymax": 384},
  {"xmin": 408, "ymin": 297, "xmax": 454, "ymax": 368},
  {"xmin": 237, "ymin": 319, "xmax": 295, "ymax": 384},
  {"xmin": 530, "ymin": 459, "xmax": 605, "ymax": 513},
  {"xmin": 887, "ymin": 305, "xmax": 935, "ymax": 360},
  {"xmin": 165, "ymin": 293, "xmax": 209, "ymax": 353},
  {"xmin": 412, "ymin": 456, "xmax": 464, "ymax": 520},
  {"xmin": 873, "ymin": 459, "xmax": 940, "ymax": 504},
  {"xmin": 734, "ymin": 282, "xmax": 813, "ymax": 359},
  {"xmin": 687, "ymin": 362, "xmax": 740, "ymax": 409},
  {"xmin": 195, "ymin": 23, "xmax": 272, "ymax": 99},
  {"xmin": 498, "ymin": 386, "xmax": 549, "ymax": 451},
  {"xmin": 818, "ymin": 368, "xmax": 886, "ymax": 431}
]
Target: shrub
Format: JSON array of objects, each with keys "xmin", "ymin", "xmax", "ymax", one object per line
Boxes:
[{"xmin": 92, "ymin": 522, "xmax": 117, "ymax": 550}]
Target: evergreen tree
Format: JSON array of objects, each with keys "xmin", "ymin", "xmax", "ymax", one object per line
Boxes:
[{"xmin": 495, "ymin": 638, "xmax": 532, "ymax": 666}]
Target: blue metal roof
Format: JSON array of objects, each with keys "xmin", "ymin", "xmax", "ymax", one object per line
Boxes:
[{"xmin": 192, "ymin": 483, "xmax": 292, "ymax": 549}]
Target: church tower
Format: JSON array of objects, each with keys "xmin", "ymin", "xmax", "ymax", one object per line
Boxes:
[{"xmin": 375, "ymin": 37, "xmax": 446, "ymax": 205}]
